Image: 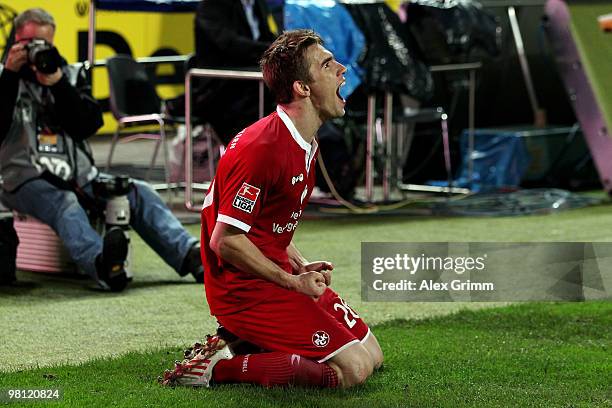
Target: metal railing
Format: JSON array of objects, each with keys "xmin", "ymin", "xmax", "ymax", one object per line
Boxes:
[
  {"xmin": 182, "ymin": 63, "xmax": 480, "ymax": 207},
  {"xmin": 184, "ymin": 68, "xmax": 265, "ymax": 211}
]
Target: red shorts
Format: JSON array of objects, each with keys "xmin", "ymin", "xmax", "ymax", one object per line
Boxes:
[{"xmin": 217, "ymin": 287, "xmax": 370, "ymax": 363}]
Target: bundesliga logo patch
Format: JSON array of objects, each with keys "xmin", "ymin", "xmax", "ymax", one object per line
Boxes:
[{"xmin": 233, "ymin": 182, "xmax": 261, "ymax": 213}]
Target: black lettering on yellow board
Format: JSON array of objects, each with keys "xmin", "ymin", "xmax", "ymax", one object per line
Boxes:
[
  {"xmin": 147, "ymin": 48, "xmax": 184, "ymax": 85},
  {"xmin": 77, "ymin": 30, "xmax": 132, "ymax": 62},
  {"xmin": 77, "ymin": 30, "xmax": 132, "ymax": 111},
  {"xmin": 0, "ymin": 2, "xmax": 189, "ymax": 124}
]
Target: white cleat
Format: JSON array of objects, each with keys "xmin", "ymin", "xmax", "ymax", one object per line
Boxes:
[{"xmin": 160, "ymin": 335, "xmax": 234, "ymax": 387}]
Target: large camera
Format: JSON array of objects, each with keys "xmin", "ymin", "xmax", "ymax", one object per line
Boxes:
[
  {"xmin": 93, "ymin": 175, "xmax": 132, "ymax": 228},
  {"xmin": 93, "ymin": 175, "xmax": 134, "ymax": 280},
  {"xmin": 25, "ymin": 39, "xmax": 62, "ymax": 74},
  {"xmin": 94, "ymin": 174, "xmax": 132, "ymax": 199}
]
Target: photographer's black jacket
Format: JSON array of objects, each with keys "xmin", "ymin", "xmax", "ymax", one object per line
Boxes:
[
  {"xmin": 0, "ymin": 65, "xmax": 102, "ymax": 145},
  {"xmin": 0, "ymin": 63, "xmax": 103, "ymax": 191}
]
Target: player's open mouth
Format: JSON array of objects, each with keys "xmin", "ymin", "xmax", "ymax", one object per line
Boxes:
[{"xmin": 336, "ymin": 81, "xmax": 346, "ymax": 104}]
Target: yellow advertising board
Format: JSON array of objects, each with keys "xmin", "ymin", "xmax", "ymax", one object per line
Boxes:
[
  {"xmin": 2, "ymin": 1, "xmax": 195, "ymax": 134},
  {"xmin": 2, "ymin": 0, "xmax": 402, "ymax": 134}
]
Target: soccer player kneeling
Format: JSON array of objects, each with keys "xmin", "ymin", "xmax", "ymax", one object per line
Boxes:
[{"xmin": 161, "ymin": 29, "xmax": 383, "ymax": 389}]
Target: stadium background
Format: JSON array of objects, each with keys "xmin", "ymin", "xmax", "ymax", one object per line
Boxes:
[{"xmin": 1, "ymin": 0, "xmax": 401, "ymax": 134}]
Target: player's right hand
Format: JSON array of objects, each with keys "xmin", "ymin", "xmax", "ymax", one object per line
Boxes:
[
  {"xmin": 5, "ymin": 42, "xmax": 28, "ymax": 73},
  {"xmin": 292, "ymin": 271, "xmax": 326, "ymax": 298}
]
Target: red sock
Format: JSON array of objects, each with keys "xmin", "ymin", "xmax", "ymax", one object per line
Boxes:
[{"xmin": 212, "ymin": 352, "xmax": 338, "ymax": 388}]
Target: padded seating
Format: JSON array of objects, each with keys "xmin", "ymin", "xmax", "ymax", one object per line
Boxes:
[{"xmin": 13, "ymin": 213, "xmax": 76, "ymax": 274}]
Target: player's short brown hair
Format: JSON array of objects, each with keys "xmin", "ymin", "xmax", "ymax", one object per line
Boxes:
[{"xmin": 260, "ymin": 29, "xmax": 323, "ymax": 104}]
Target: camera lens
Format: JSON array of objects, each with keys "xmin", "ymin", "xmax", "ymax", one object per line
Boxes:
[
  {"xmin": 113, "ymin": 176, "xmax": 131, "ymax": 196},
  {"xmin": 33, "ymin": 48, "xmax": 60, "ymax": 74},
  {"xmin": 27, "ymin": 40, "xmax": 61, "ymax": 74}
]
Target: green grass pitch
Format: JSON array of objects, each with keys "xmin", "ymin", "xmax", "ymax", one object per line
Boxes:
[
  {"xmin": 1, "ymin": 200, "xmax": 611, "ymax": 406},
  {"xmin": 0, "ymin": 302, "xmax": 609, "ymax": 407}
]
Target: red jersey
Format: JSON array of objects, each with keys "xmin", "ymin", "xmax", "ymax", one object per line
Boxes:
[{"xmin": 201, "ymin": 107, "xmax": 319, "ymax": 316}]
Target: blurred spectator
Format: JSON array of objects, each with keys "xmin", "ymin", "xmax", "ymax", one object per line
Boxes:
[{"xmin": 192, "ymin": 0, "xmax": 276, "ymax": 144}]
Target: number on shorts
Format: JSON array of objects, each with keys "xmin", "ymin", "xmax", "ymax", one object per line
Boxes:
[{"xmin": 333, "ymin": 298, "xmax": 360, "ymax": 329}]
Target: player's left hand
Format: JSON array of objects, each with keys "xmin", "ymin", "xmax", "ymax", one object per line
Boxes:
[{"xmin": 299, "ymin": 261, "xmax": 333, "ymax": 286}]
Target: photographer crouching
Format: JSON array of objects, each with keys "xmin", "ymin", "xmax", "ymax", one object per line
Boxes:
[{"xmin": 0, "ymin": 8, "xmax": 204, "ymax": 291}]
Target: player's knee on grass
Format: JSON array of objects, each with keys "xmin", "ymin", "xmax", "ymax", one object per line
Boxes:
[
  {"xmin": 331, "ymin": 343, "xmax": 374, "ymax": 388},
  {"xmin": 343, "ymin": 352, "xmax": 374, "ymax": 387},
  {"xmin": 364, "ymin": 333, "xmax": 384, "ymax": 370}
]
